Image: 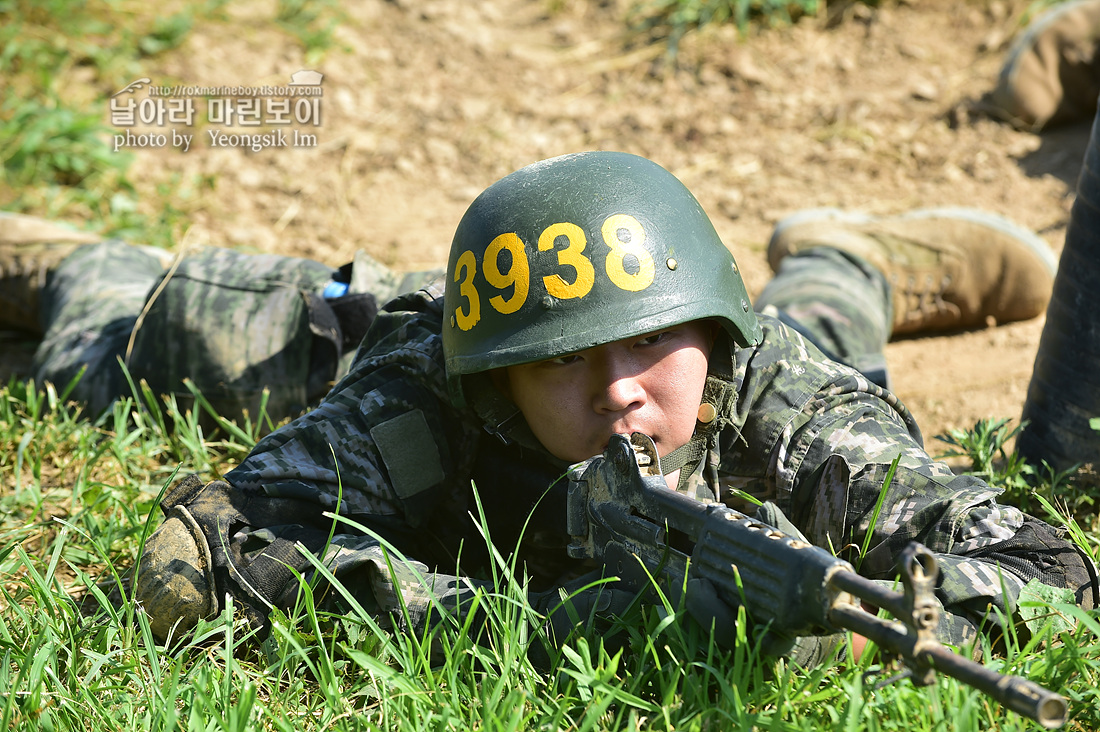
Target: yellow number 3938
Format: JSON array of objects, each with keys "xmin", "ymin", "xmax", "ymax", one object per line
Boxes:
[{"xmin": 453, "ymin": 214, "xmax": 656, "ymax": 331}]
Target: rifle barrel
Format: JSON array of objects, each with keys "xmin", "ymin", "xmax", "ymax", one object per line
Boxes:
[{"xmin": 829, "ymin": 603, "xmax": 1068, "ymax": 729}]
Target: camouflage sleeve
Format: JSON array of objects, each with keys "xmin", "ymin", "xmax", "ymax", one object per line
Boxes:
[
  {"xmin": 730, "ymin": 316, "xmax": 1096, "ymax": 648},
  {"xmin": 321, "ymin": 532, "xmax": 492, "ymax": 638},
  {"xmin": 785, "ymin": 383, "xmax": 1095, "ymax": 642},
  {"xmin": 226, "ymin": 282, "xmax": 481, "ymax": 524},
  {"xmin": 324, "ymin": 532, "xmax": 635, "ymax": 656},
  {"xmin": 214, "ymin": 284, "xmax": 489, "ymax": 627}
]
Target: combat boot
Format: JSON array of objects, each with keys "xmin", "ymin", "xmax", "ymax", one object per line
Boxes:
[
  {"xmin": 767, "ymin": 208, "xmax": 1057, "ymax": 336},
  {"xmin": 986, "ymin": 0, "xmax": 1100, "ymax": 130},
  {"xmin": 0, "ymin": 212, "xmax": 99, "ymax": 335}
]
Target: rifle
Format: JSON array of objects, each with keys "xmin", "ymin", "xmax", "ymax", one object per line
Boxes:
[{"xmin": 565, "ymin": 432, "xmax": 1068, "ymax": 730}]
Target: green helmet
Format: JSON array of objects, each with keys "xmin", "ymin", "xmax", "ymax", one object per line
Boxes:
[{"xmin": 443, "ymin": 151, "xmax": 762, "ymax": 406}]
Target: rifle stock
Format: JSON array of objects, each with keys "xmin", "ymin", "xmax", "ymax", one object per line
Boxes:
[{"xmin": 566, "ymin": 432, "xmax": 1068, "ymax": 729}]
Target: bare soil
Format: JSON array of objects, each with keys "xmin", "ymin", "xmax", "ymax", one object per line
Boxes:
[{"xmin": 22, "ymin": 0, "xmax": 1100, "ymax": 454}]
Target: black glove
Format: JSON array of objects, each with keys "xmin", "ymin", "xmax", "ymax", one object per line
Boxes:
[
  {"xmin": 526, "ymin": 570, "xmax": 638, "ymax": 670},
  {"xmin": 685, "ymin": 501, "xmax": 843, "ymax": 667},
  {"xmin": 530, "ymin": 570, "xmax": 638, "ymax": 646}
]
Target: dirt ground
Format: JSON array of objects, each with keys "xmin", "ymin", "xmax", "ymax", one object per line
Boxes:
[{"xmin": 16, "ymin": 0, "xmax": 1098, "ymax": 454}]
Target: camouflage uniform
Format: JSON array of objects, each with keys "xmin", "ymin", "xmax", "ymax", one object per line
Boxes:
[
  {"xmin": 34, "ymin": 240, "xmax": 171, "ymax": 414},
  {"xmin": 33, "ymin": 240, "xmax": 436, "ymax": 423},
  {"xmin": 29, "ymin": 159, "xmax": 1082, "ymax": 656},
  {"xmin": 140, "ymin": 246, "xmax": 1096, "ymax": 651}
]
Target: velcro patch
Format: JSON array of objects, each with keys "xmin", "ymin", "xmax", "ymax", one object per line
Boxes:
[{"xmin": 370, "ymin": 409, "xmax": 445, "ymax": 500}]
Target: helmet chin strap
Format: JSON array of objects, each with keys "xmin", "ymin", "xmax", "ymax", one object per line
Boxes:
[
  {"xmin": 656, "ymin": 400, "xmax": 720, "ymax": 496},
  {"xmin": 659, "ymin": 435, "xmax": 708, "ymax": 488},
  {"xmin": 660, "ymin": 363, "xmax": 737, "ymax": 495}
]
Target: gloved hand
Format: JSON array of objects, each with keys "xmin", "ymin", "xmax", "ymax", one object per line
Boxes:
[
  {"xmin": 524, "ymin": 570, "xmax": 639, "ymax": 671},
  {"xmin": 686, "ymin": 574, "xmax": 842, "ymax": 666},
  {"xmin": 530, "ymin": 570, "xmax": 638, "ymax": 647},
  {"xmin": 684, "ymin": 501, "xmax": 843, "ymax": 667}
]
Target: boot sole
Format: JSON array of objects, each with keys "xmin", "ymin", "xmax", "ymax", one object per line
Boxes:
[{"xmin": 770, "ymin": 206, "xmax": 1057, "ymax": 274}]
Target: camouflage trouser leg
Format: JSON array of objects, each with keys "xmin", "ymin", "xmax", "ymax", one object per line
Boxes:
[
  {"xmin": 32, "ymin": 240, "xmax": 166, "ymax": 414},
  {"xmin": 754, "ymin": 247, "xmax": 893, "ymax": 389},
  {"xmin": 30, "ymin": 242, "xmax": 442, "ymax": 418}
]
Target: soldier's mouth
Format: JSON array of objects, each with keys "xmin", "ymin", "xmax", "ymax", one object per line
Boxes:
[{"xmin": 597, "ymin": 430, "xmax": 657, "ymax": 456}]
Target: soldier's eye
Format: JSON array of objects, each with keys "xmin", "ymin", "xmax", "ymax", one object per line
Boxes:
[{"xmin": 637, "ymin": 332, "xmax": 670, "ymax": 347}]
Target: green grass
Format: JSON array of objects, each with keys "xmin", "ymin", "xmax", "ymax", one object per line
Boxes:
[
  {"xmin": 936, "ymin": 417, "xmax": 1099, "ymax": 524},
  {"xmin": 0, "ymin": 0, "xmax": 335, "ymax": 249},
  {"xmin": 630, "ymin": 0, "xmax": 827, "ymax": 37},
  {"xmin": 4, "ymin": 1, "xmax": 1098, "ymax": 729},
  {"xmin": 2, "ymin": 378, "xmax": 1099, "ymax": 731},
  {"xmin": 627, "ymin": 0, "xmax": 1078, "ymax": 64},
  {"xmin": 275, "ymin": 0, "xmax": 347, "ymax": 66},
  {"xmin": 627, "ymin": 0, "xmax": 838, "ymax": 61}
]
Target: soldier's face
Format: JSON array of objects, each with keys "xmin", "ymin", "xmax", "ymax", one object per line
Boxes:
[{"xmin": 499, "ymin": 321, "xmax": 714, "ymax": 464}]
